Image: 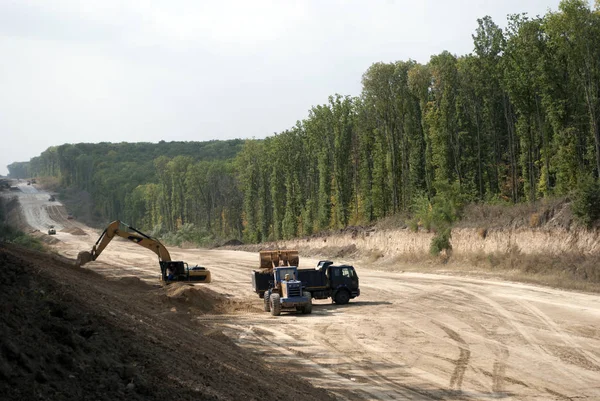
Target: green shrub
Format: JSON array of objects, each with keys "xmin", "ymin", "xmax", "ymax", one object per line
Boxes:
[
  {"xmin": 430, "ymin": 227, "xmax": 452, "ymax": 255},
  {"xmin": 160, "ymin": 223, "xmax": 217, "ymax": 248},
  {"xmin": 572, "ymin": 175, "xmax": 600, "ymax": 228},
  {"xmin": 411, "ymin": 192, "xmax": 433, "ymax": 231},
  {"xmin": 0, "ymin": 223, "xmax": 44, "ymax": 251},
  {"xmin": 412, "ymin": 182, "xmax": 466, "ymax": 255}
]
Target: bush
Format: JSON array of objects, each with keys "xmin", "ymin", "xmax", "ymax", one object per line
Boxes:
[
  {"xmin": 0, "ymin": 223, "xmax": 44, "ymax": 251},
  {"xmin": 412, "ymin": 182, "xmax": 467, "ymax": 255},
  {"xmin": 572, "ymin": 175, "xmax": 600, "ymax": 228},
  {"xmin": 430, "ymin": 227, "xmax": 452, "ymax": 255},
  {"xmin": 410, "ymin": 192, "xmax": 433, "ymax": 231}
]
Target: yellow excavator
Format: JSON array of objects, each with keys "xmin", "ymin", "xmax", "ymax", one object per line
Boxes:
[{"xmin": 76, "ymin": 220, "xmax": 211, "ymax": 283}]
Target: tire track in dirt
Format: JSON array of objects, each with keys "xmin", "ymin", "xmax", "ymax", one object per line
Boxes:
[
  {"xmin": 295, "ymin": 318, "xmax": 463, "ymax": 400},
  {"xmin": 398, "ymin": 289, "xmax": 547, "ymax": 395},
  {"xmin": 454, "ymin": 286, "xmax": 594, "ymax": 394},
  {"xmin": 226, "ymin": 318, "xmax": 450, "ymax": 400},
  {"xmin": 462, "ymin": 317, "xmax": 510, "ymax": 395},
  {"xmin": 516, "ymin": 299, "xmax": 600, "ymax": 371},
  {"xmin": 232, "ymin": 323, "xmax": 382, "ymax": 400},
  {"xmin": 433, "ymin": 323, "xmax": 471, "ymax": 391}
]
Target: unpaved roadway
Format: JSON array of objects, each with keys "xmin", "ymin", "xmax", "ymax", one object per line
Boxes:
[{"xmin": 8, "ymin": 183, "xmax": 600, "ymax": 400}]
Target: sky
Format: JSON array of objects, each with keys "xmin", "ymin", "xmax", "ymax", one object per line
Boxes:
[{"xmin": 0, "ymin": 0, "xmax": 581, "ymax": 175}]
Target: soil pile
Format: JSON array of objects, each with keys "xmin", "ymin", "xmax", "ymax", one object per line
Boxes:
[
  {"xmin": 221, "ymin": 239, "xmax": 243, "ymax": 247},
  {"xmin": 0, "ymin": 244, "xmax": 334, "ymax": 401},
  {"xmin": 60, "ymin": 227, "xmax": 87, "ymax": 236},
  {"xmin": 160, "ymin": 283, "xmax": 261, "ymax": 314}
]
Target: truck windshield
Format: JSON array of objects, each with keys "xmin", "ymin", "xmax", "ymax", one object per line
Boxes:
[{"xmin": 277, "ymin": 269, "xmax": 296, "ymax": 281}]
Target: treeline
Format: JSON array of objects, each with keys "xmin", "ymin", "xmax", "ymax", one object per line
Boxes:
[
  {"xmin": 9, "ymin": 141, "xmax": 245, "ymax": 240},
  {"xmin": 10, "ymin": 1, "xmax": 600, "ymax": 243},
  {"xmin": 240, "ymin": 0, "xmax": 600, "ymax": 241}
]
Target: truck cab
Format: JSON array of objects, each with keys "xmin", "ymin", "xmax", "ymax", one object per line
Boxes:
[{"xmin": 314, "ymin": 261, "xmax": 360, "ymax": 304}]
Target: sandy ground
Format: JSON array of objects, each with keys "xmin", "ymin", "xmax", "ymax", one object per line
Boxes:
[{"xmin": 8, "ymin": 183, "xmax": 600, "ymax": 400}]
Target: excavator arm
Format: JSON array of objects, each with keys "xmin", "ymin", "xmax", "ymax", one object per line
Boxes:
[
  {"xmin": 77, "ymin": 220, "xmax": 171, "ymax": 267},
  {"xmin": 76, "ymin": 220, "xmax": 211, "ymax": 283}
]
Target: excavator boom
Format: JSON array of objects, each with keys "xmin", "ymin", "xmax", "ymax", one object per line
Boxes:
[{"xmin": 77, "ymin": 220, "xmax": 211, "ymax": 283}]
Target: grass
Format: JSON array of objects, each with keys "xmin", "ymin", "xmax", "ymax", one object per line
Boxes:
[{"xmin": 0, "ymin": 223, "xmax": 44, "ymax": 251}]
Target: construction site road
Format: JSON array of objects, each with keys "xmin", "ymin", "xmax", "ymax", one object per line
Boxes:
[{"xmin": 8, "ymin": 184, "xmax": 600, "ymax": 400}]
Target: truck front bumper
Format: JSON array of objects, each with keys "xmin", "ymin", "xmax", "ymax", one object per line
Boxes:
[{"xmin": 281, "ymin": 296, "xmax": 310, "ymax": 308}]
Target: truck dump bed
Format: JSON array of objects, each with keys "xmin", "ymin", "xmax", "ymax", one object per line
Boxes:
[
  {"xmin": 252, "ymin": 268, "xmax": 327, "ymax": 294},
  {"xmin": 298, "ymin": 269, "xmax": 327, "ymax": 288}
]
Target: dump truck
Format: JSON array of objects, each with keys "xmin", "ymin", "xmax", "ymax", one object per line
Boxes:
[
  {"xmin": 77, "ymin": 220, "xmax": 211, "ymax": 283},
  {"xmin": 252, "ymin": 250, "xmax": 360, "ymax": 305}
]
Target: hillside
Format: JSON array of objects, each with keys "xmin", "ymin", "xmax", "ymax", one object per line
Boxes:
[{"xmin": 0, "ymin": 243, "xmax": 334, "ymax": 401}]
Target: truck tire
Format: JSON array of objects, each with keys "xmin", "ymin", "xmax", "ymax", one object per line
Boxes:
[
  {"xmin": 270, "ymin": 293, "xmax": 281, "ymax": 316},
  {"xmin": 302, "ymin": 292, "xmax": 312, "ymax": 314},
  {"xmin": 334, "ymin": 289, "xmax": 350, "ymax": 305},
  {"xmin": 264, "ymin": 293, "xmax": 271, "ymax": 312}
]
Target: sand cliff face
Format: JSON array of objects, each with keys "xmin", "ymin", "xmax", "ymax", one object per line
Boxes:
[
  {"xmin": 452, "ymin": 227, "xmax": 600, "ymax": 255},
  {"xmin": 269, "ymin": 226, "xmax": 600, "ymax": 258}
]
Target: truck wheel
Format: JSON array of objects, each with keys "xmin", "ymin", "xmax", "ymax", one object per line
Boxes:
[
  {"xmin": 270, "ymin": 293, "xmax": 281, "ymax": 316},
  {"xmin": 302, "ymin": 292, "xmax": 312, "ymax": 314},
  {"xmin": 334, "ymin": 289, "xmax": 350, "ymax": 305},
  {"xmin": 264, "ymin": 293, "xmax": 271, "ymax": 312}
]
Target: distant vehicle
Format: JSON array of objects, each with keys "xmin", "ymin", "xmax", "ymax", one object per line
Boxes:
[
  {"xmin": 27, "ymin": 181, "xmax": 31, "ymax": 185},
  {"xmin": 48, "ymin": 226, "xmax": 56, "ymax": 235},
  {"xmin": 48, "ymin": 195, "xmax": 55, "ymax": 201},
  {"xmin": 67, "ymin": 214, "xmax": 74, "ymax": 219}
]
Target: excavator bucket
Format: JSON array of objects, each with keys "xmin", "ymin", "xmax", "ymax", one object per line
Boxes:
[
  {"xmin": 259, "ymin": 250, "xmax": 299, "ymax": 270},
  {"xmin": 76, "ymin": 251, "xmax": 93, "ymax": 267},
  {"xmin": 279, "ymin": 250, "xmax": 299, "ymax": 267},
  {"xmin": 259, "ymin": 251, "xmax": 279, "ymax": 269}
]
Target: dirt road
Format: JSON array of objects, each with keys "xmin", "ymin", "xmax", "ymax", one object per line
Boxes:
[{"xmin": 10, "ymin": 185, "xmax": 600, "ymax": 400}]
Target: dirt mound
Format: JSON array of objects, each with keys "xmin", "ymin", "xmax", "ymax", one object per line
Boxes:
[
  {"xmin": 60, "ymin": 227, "xmax": 87, "ymax": 236},
  {"xmin": 29, "ymin": 230, "xmax": 60, "ymax": 244},
  {"xmin": 161, "ymin": 283, "xmax": 260, "ymax": 314},
  {"xmin": 221, "ymin": 239, "xmax": 243, "ymax": 246},
  {"xmin": 0, "ymin": 244, "xmax": 331, "ymax": 401},
  {"xmin": 114, "ymin": 276, "xmax": 153, "ymax": 290}
]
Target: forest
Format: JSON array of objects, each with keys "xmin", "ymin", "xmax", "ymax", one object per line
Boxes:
[{"xmin": 9, "ymin": 1, "xmax": 600, "ymax": 246}]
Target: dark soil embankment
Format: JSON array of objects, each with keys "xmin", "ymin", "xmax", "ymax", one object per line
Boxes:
[{"xmin": 0, "ymin": 244, "xmax": 335, "ymax": 401}]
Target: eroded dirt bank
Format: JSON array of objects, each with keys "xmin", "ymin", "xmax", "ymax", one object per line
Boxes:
[
  {"xmin": 0, "ymin": 244, "xmax": 334, "ymax": 401},
  {"xmin": 255, "ymin": 225, "xmax": 600, "ymax": 259}
]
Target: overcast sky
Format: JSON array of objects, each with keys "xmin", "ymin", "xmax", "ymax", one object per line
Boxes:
[{"xmin": 0, "ymin": 0, "xmax": 580, "ymax": 175}]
